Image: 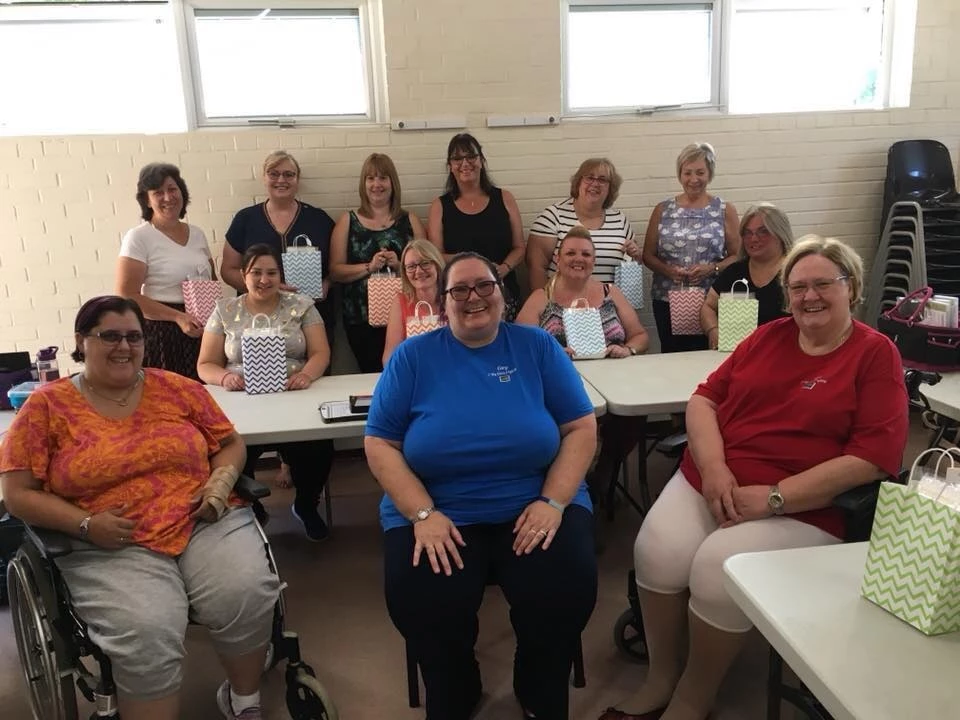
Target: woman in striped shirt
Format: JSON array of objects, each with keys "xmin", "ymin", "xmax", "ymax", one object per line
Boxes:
[{"xmin": 526, "ymin": 158, "xmax": 640, "ymax": 292}]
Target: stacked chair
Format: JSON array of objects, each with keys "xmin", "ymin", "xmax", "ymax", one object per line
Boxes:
[{"xmin": 864, "ymin": 140, "xmax": 960, "ymax": 326}]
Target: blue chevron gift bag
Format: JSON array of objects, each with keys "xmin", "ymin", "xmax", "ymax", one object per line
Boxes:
[
  {"xmin": 614, "ymin": 256, "xmax": 644, "ymax": 309},
  {"xmin": 861, "ymin": 448, "xmax": 960, "ymax": 635},
  {"xmin": 282, "ymin": 234, "xmax": 324, "ymax": 299},
  {"xmin": 241, "ymin": 314, "xmax": 286, "ymax": 395}
]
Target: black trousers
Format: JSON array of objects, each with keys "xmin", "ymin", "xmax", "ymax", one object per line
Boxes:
[
  {"xmin": 651, "ymin": 298, "xmax": 708, "ymax": 354},
  {"xmin": 344, "ymin": 323, "xmax": 387, "ymax": 373},
  {"xmin": 244, "ymin": 439, "xmax": 334, "ymax": 509},
  {"xmin": 383, "ymin": 505, "xmax": 597, "ymax": 720}
]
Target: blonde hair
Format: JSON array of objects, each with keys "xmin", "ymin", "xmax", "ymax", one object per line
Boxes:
[
  {"xmin": 569, "ymin": 158, "xmax": 623, "ymax": 208},
  {"xmin": 358, "ymin": 153, "xmax": 403, "ymax": 220},
  {"xmin": 400, "ymin": 239, "xmax": 445, "ymax": 299},
  {"xmin": 739, "ymin": 203, "xmax": 795, "ymax": 259},
  {"xmin": 676, "ymin": 142, "xmax": 717, "ymax": 181},
  {"xmin": 263, "ymin": 151, "xmax": 301, "ymax": 177},
  {"xmin": 781, "ymin": 235, "xmax": 864, "ymax": 309}
]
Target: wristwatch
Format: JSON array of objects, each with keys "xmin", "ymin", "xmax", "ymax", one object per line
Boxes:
[
  {"xmin": 767, "ymin": 486, "xmax": 785, "ymax": 516},
  {"xmin": 538, "ymin": 496, "xmax": 567, "ymax": 513},
  {"xmin": 628, "ymin": 346, "xmax": 638, "ymax": 356},
  {"xmin": 412, "ymin": 507, "xmax": 435, "ymax": 523},
  {"xmin": 79, "ymin": 515, "xmax": 92, "ymax": 540},
  {"xmin": 714, "ymin": 264, "xmax": 720, "ymax": 275}
]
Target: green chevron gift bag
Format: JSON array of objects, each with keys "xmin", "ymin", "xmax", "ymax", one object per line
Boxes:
[
  {"xmin": 861, "ymin": 448, "xmax": 960, "ymax": 635},
  {"xmin": 717, "ymin": 279, "xmax": 758, "ymax": 352}
]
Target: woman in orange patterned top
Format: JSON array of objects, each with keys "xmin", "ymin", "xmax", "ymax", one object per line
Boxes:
[{"xmin": 0, "ymin": 296, "xmax": 279, "ymax": 720}]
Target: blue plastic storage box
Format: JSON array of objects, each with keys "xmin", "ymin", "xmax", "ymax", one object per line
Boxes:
[{"xmin": 7, "ymin": 381, "xmax": 40, "ymax": 411}]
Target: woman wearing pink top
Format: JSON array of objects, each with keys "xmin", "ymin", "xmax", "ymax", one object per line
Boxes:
[{"xmin": 382, "ymin": 239, "xmax": 446, "ymax": 364}]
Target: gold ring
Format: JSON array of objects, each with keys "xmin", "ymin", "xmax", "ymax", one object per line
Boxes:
[{"xmin": 536, "ymin": 530, "xmax": 547, "ymax": 536}]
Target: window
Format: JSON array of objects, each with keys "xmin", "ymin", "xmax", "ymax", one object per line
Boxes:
[
  {"xmin": 0, "ymin": 0, "xmax": 382, "ymax": 136},
  {"xmin": 183, "ymin": 2, "xmax": 378, "ymax": 125},
  {"xmin": 0, "ymin": 2, "xmax": 187, "ymax": 136},
  {"xmin": 563, "ymin": 0, "xmax": 914, "ymax": 116}
]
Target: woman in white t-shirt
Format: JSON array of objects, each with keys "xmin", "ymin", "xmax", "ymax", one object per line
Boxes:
[
  {"xmin": 115, "ymin": 163, "xmax": 216, "ymax": 380},
  {"xmin": 525, "ymin": 158, "xmax": 640, "ymax": 292}
]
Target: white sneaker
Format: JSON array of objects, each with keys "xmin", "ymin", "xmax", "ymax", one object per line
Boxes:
[{"xmin": 216, "ymin": 681, "xmax": 262, "ymax": 720}]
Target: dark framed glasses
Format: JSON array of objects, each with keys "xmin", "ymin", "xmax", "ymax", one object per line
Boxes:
[
  {"xmin": 444, "ymin": 280, "xmax": 499, "ymax": 301},
  {"xmin": 404, "ymin": 260, "xmax": 434, "ymax": 274},
  {"xmin": 88, "ymin": 330, "xmax": 145, "ymax": 346}
]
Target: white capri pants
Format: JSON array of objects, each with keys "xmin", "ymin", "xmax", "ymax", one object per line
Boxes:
[
  {"xmin": 55, "ymin": 507, "xmax": 280, "ymax": 700},
  {"xmin": 634, "ymin": 472, "xmax": 840, "ymax": 633}
]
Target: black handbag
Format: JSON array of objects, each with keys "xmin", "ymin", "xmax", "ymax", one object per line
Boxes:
[{"xmin": 877, "ymin": 287, "xmax": 960, "ymax": 371}]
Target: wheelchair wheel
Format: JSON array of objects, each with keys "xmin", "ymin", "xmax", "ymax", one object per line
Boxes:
[
  {"xmin": 7, "ymin": 551, "xmax": 77, "ymax": 720},
  {"xmin": 286, "ymin": 668, "xmax": 338, "ymax": 720},
  {"xmin": 613, "ymin": 608, "xmax": 649, "ymax": 663}
]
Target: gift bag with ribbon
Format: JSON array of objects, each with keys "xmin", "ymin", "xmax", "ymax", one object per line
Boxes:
[
  {"xmin": 181, "ymin": 264, "xmax": 222, "ymax": 327},
  {"xmin": 282, "ymin": 234, "xmax": 324, "ymax": 299},
  {"xmin": 717, "ymin": 279, "xmax": 759, "ymax": 351},
  {"xmin": 861, "ymin": 447, "xmax": 960, "ymax": 635},
  {"xmin": 563, "ymin": 298, "xmax": 607, "ymax": 359},
  {"xmin": 367, "ymin": 269, "xmax": 402, "ymax": 327},
  {"xmin": 241, "ymin": 314, "xmax": 286, "ymax": 395},
  {"xmin": 614, "ymin": 255, "xmax": 645, "ymax": 310},
  {"xmin": 406, "ymin": 300, "xmax": 443, "ymax": 337},
  {"xmin": 668, "ymin": 283, "xmax": 706, "ymax": 335}
]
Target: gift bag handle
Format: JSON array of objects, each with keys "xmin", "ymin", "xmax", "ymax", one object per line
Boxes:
[
  {"xmin": 414, "ymin": 300, "xmax": 435, "ymax": 318},
  {"xmin": 569, "ymin": 297, "xmax": 591, "ymax": 310},
  {"xmin": 286, "ymin": 234, "xmax": 315, "ymax": 252},
  {"xmin": 729, "ymin": 279, "xmax": 750, "ymax": 299},
  {"xmin": 250, "ymin": 313, "xmax": 273, "ymax": 331},
  {"xmin": 907, "ymin": 446, "xmax": 960, "ymax": 491},
  {"xmin": 886, "ymin": 286, "xmax": 934, "ymax": 326}
]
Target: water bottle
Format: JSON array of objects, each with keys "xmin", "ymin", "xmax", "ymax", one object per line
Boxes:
[{"xmin": 36, "ymin": 346, "xmax": 60, "ymax": 384}]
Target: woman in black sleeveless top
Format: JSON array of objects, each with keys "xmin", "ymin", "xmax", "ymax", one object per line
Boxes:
[{"xmin": 427, "ymin": 133, "xmax": 525, "ymax": 320}]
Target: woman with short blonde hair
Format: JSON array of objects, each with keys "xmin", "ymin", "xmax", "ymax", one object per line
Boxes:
[{"xmin": 382, "ymin": 240, "xmax": 447, "ymax": 364}]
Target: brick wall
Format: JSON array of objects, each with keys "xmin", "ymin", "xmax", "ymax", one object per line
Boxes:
[{"xmin": 2, "ymin": 0, "xmax": 959, "ymax": 367}]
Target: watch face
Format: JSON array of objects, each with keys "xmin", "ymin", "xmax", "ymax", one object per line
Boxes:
[{"xmin": 416, "ymin": 509, "xmax": 431, "ymax": 521}]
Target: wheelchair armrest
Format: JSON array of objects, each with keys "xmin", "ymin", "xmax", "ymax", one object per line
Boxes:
[
  {"xmin": 25, "ymin": 524, "xmax": 76, "ymax": 559},
  {"xmin": 235, "ymin": 474, "xmax": 271, "ymax": 502},
  {"xmin": 655, "ymin": 432, "xmax": 688, "ymax": 457},
  {"xmin": 831, "ymin": 481, "xmax": 882, "ymax": 519}
]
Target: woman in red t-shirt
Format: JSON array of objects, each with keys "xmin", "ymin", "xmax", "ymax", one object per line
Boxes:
[
  {"xmin": 382, "ymin": 239, "xmax": 446, "ymax": 364},
  {"xmin": 601, "ymin": 236, "xmax": 908, "ymax": 720}
]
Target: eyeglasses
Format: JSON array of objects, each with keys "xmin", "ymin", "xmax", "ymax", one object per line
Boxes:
[
  {"xmin": 444, "ymin": 280, "xmax": 499, "ymax": 301},
  {"xmin": 742, "ymin": 226, "xmax": 772, "ymax": 241},
  {"xmin": 404, "ymin": 260, "xmax": 434, "ymax": 274},
  {"xmin": 266, "ymin": 170, "xmax": 298, "ymax": 180},
  {"xmin": 449, "ymin": 153, "xmax": 479, "ymax": 165},
  {"xmin": 786, "ymin": 276, "xmax": 849, "ymax": 297},
  {"xmin": 88, "ymin": 330, "xmax": 144, "ymax": 346},
  {"xmin": 583, "ymin": 175, "xmax": 611, "ymax": 186}
]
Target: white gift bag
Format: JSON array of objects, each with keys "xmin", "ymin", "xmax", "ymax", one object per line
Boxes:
[
  {"xmin": 241, "ymin": 313, "xmax": 286, "ymax": 395},
  {"xmin": 405, "ymin": 300, "xmax": 443, "ymax": 337},
  {"xmin": 562, "ymin": 298, "xmax": 607, "ymax": 359},
  {"xmin": 282, "ymin": 234, "xmax": 324, "ymax": 299}
]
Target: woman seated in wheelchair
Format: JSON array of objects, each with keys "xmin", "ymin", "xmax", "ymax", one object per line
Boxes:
[
  {"xmin": 365, "ymin": 252, "xmax": 599, "ymax": 720},
  {"xmin": 0, "ymin": 295, "xmax": 279, "ymax": 720},
  {"xmin": 601, "ymin": 236, "xmax": 909, "ymax": 720}
]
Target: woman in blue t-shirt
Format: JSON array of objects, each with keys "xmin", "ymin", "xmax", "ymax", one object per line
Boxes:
[{"xmin": 365, "ymin": 252, "xmax": 599, "ymax": 720}]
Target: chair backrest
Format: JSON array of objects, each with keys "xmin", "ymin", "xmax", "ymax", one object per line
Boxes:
[{"xmin": 886, "ymin": 140, "xmax": 957, "ymax": 202}]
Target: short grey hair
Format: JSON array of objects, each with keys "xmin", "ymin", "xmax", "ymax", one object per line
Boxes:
[{"xmin": 676, "ymin": 142, "xmax": 717, "ymax": 181}]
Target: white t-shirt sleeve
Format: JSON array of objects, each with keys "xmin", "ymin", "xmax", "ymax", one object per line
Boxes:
[{"xmin": 119, "ymin": 224, "xmax": 150, "ymax": 264}]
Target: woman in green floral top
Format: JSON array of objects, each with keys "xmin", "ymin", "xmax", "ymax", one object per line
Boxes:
[{"xmin": 331, "ymin": 153, "xmax": 426, "ymax": 372}]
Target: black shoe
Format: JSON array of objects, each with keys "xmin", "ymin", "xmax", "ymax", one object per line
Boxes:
[{"xmin": 291, "ymin": 503, "xmax": 329, "ymax": 542}]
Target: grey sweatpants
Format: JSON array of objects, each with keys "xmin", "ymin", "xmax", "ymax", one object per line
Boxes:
[{"xmin": 55, "ymin": 507, "xmax": 280, "ymax": 700}]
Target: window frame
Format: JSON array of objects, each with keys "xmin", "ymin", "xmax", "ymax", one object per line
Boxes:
[
  {"xmin": 561, "ymin": 0, "xmax": 905, "ymax": 118},
  {"xmin": 177, "ymin": 0, "xmax": 385, "ymax": 128}
]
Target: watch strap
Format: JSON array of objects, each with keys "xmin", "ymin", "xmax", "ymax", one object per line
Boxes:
[
  {"xmin": 538, "ymin": 495, "xmax": 566, "ymax": 513},
  {"xmin": 79, "ymin": 515, "xmax": 92, "ymax": 539}
]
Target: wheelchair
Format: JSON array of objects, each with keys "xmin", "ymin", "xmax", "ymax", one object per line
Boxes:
[{"xmin": 5, "ymin": 475, "xmax": 338, "ymax": 720}]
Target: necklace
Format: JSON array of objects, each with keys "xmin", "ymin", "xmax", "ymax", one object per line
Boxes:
[
  {"xmin": 799, "ymin": 322, "xmax": 853, "ymax": 356},
  {"xmin": 82, "ymin": 371, "xmax": 144, "ymax": 407}
]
